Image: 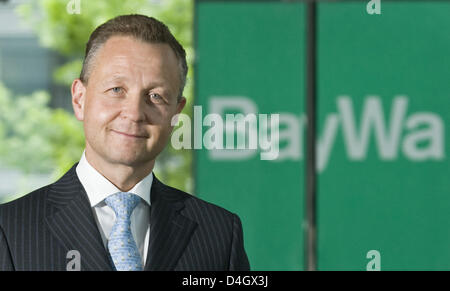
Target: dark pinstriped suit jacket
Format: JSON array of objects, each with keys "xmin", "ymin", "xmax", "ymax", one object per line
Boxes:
[{"xmin": 0, "ymin": 164, "xmax": 250, "ymax": 271}]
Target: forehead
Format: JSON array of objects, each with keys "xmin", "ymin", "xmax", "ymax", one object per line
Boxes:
[{"xmin": 91, "ymin": 36, "xmax": 180, "ymax": 89}]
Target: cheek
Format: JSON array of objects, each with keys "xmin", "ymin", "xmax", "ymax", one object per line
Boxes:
[
  {"xmin": 146, "ymin": 106, "xmax": 165, "ymax": 125},
  {"xmin": 147, "ymin": 123, "xmax": 171, "ymax": 148},
  {"xmin": 152, "ymin": 109, "xmax": 176, "ymax": 133},
  {"xmin": 84, "ymin": 98, "xmax": 117, "ymax": 129},
  {"xmin": 154, "ymin": 105, "xmax": 178, "ymax": 125}
]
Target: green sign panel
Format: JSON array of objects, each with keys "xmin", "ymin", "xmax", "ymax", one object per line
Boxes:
[
  {"xmin": 195, "ymin": 1, "xmax": 306, "ymax": 270},
  {"xmin": 195, "ymin": 0, "xmax": 449, "ymax": 270},
  {"xmin": 317, "ymin": 2, "xmax": 450, "ymax": 270}
]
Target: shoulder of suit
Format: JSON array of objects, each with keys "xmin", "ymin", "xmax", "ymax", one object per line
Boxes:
[
  {"xmin": 0, "ymin": 184, "xmax": 51, "ymax": 226},
  {"xmin": 162, "ymin": 183, "xmax": 238, "ymax": 221}
]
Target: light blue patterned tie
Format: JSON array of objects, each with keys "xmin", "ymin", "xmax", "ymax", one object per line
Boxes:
[{"xmin": 105, "ymin": 192, "xmax": 143, "ymax": 271}]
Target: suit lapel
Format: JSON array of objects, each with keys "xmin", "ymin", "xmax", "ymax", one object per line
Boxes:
[
  {"xmin": 45, "ymin": 164, "xmax": 113, "ymax": 271},
  {"xmin": 144, "ymin": 176, "xmax": 198, "ymax": 271},
  {"xmin": 44, "ymin": 164, "xmax": 197, "ymax": 271}
]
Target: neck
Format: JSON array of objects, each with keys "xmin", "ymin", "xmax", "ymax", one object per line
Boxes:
[{"xmin": 84, "ymin": 149, "xmax": 155, "ymax": 192}]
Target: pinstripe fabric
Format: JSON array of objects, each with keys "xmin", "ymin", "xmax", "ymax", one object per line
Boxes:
[{"xmin": 0, "ymin": 163, "xmax": 250, "ymax": 271}]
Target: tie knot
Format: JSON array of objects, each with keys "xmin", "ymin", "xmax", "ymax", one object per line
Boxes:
[{"xmin": 105, "ymin": 192, "xmax": 141, "ymax": 219}]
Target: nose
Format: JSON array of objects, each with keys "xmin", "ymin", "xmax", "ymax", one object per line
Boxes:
[{"xmin": 121, "ymin": 93, "xmax": 146, "ymax": 123}]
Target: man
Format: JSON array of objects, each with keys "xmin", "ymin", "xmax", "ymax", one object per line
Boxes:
[{"xmin": 0, "ymin": 14, "xmax": 250, "ymax": 271}]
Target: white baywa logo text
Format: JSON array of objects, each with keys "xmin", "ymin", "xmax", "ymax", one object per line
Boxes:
[
  {"xmin": 172, "ymin": 96, "xmax": 445, "ymax": 171},
  {"xmin": 171, "ymin": 97, "xmax": 279, "ymax": 160}
]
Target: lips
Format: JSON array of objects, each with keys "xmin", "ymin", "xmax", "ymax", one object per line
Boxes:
[{"xmin": 111, "ymin": 129, "xmax": 149, "ymax": 139}]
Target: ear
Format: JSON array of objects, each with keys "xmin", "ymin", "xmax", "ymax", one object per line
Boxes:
[
  {"xmin": 176, "ymin": 96, "xmax": 187, "ymax": 114},
  {"xmin": 171, "ymin": 96, "xmax": 187, "ymax": 125},
  {"xmin": 72, "ymin": 79, "xmax": 87, "ymax": 121}
]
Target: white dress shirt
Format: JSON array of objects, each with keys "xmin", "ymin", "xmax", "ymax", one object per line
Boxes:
[{"xmin": 75, "ymin": 151, "xmax": 151, "ymax": 266}]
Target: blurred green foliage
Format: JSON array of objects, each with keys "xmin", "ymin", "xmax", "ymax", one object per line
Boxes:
[
  {"xmin": 0, "ymin": 0, "xmax": 194, "ymax": 202},
  {"xmin": 0, "ymin": 83, "xmax": 85, "ymax": 175}
]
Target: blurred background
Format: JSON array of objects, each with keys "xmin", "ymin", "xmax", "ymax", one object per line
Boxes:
[{"xmin": 0, "ymin": 0, "xmax": 449, "ymax": 270}]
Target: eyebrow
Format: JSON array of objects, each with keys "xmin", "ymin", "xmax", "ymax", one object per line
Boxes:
[
  {"xmin": 101, "ymin": 75, "xmax": 173, "ymax": 97},
  {"xmin": 102, "ymin": 75, "xmax": 168, "ymax": 88},
  {"xmin": 101, "ymin": 75, "xmax": 129, "ymax": 86}
]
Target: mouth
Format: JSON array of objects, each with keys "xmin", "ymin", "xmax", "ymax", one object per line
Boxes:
[{"xmin": 111, "ymin": 129, "xmax": 149, "ymax": 139}]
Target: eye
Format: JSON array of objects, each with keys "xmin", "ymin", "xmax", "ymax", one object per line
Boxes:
[
  {"xmin": 149, "ymin": 92, "xmax": 163, "ymax": 103},
  {"xmin": 109, "ymin": 87, "xmax": 124, "ymax": 95},
  {"xmin": 112, "ymin": 87, "xmax": 122, "ymax": 93}
]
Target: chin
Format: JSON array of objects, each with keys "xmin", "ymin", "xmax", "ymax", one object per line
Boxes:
[{"xmin": 107, "ymin": 150, "xmax": 156, "ymax": 168}]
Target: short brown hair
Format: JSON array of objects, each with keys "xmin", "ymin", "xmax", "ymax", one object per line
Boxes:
[{"xmin": 80, "ymin": 14, "xmax": 187, "ymax": 100}]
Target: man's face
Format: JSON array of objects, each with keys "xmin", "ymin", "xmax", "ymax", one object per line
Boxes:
[{"xmin": 72, "ymin": 36, "xmax": 186, "ymax": 168}]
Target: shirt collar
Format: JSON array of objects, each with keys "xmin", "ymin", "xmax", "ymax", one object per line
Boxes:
[{"xmin": 75, "ymin": 150, "xmax": 152, "ymax": 207}]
